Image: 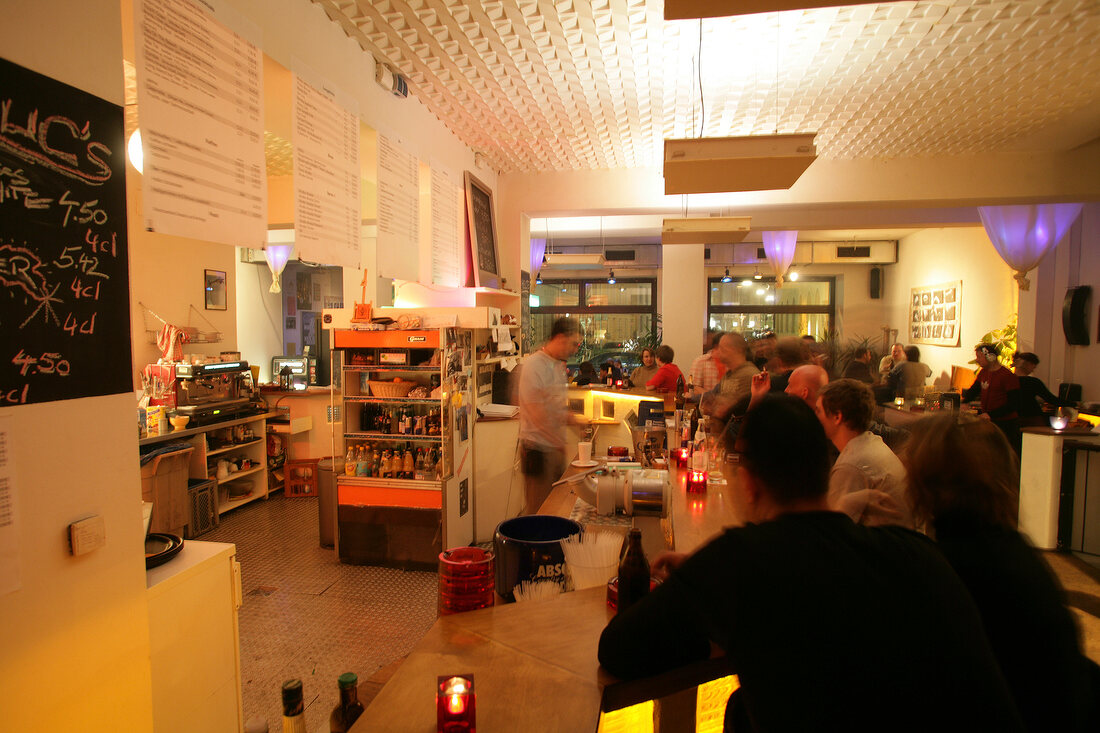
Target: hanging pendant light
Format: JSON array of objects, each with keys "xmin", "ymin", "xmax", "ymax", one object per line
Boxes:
[
  {"xmin": 607, "ymin": 269, "xmax": 616, "ymax": 285},
  {"xmin": 753, "ymin": 267, "xmax": 763, "ymax": 280},
  {"xmin": 721, "ymin": 268, "xmax": 733, "ymax": 283},
  {"xmin": 264, "ymin": 244, "xmax": 294, "ymax": 293}
]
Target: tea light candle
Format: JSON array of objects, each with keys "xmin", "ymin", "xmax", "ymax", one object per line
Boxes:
[{"xmin": 437, "ymin": 675, "xmax": 475, "ymax": 732}]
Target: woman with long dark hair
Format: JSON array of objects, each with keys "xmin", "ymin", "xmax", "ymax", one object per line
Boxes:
[{"xmin": 904, "ymin": 413, "xmax": 1097, "ymax": 732}]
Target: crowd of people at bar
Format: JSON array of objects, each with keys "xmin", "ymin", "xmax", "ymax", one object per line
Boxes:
[{"xmin": 517, "ymin": 317, "xmax": 1096, "ymax": 732}]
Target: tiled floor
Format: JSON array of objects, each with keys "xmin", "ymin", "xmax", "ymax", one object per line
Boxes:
[
  {"xmin": 206, "ymin": 494, "xmax": 1100, "ymax": 732},
  {"xmin": 203, "ymin": 494, "xmax": 438, "ymax": 732}
]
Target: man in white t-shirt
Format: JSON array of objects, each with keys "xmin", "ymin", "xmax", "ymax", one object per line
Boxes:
[
  {"xmin": 518, "ymin": 317, "xmax": 584, "ymax": 514},
  {"xmin": 815, "ymin": 379, "xmax": 913, "ymax": 528}
]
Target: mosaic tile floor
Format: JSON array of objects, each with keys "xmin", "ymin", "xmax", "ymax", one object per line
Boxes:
[{"xmin": 202, "ymin": 494, "xmax": 438, "ymax": 733}]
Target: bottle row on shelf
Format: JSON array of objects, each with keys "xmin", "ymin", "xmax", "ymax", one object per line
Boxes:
[
  {"xmin": 343, "ymin": 441, "xmax": 443, "ymax": 481},
  {"xmin": 359, "ymin": 403, "xmax": 443, "ymax": 436}
]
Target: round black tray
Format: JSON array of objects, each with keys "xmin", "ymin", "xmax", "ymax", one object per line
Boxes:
[{"xmin": 145, "ymin": 533, "xmax": 184, "ymax": 569}]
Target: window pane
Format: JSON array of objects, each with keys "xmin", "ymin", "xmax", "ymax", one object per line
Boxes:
[
  {"xmin": 585, "ymin": 282, "xmax": 652, "ymax": 306},
  {"xmin": 533, "ymin": 281, "xmax": 579, "ymax": 306},
  {"xmin": 710, "ymin": 279, "xmax": 830, "ymax": 307},
  {"xmin": 708, "ymin": 312, "xmax": 831, "ymax": 340},
  {"xmin": 532, "ymin": 313, "xmax": 654, "ymax": 371}
]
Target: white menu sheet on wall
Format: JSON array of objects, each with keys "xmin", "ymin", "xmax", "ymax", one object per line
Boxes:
[
  {"xmin": 0, "ymin": 415, "xmax": 20, "ymax": 597},
  {"xmin": 292, "ymin": 72, "xmax": 361, "ymax": 268},
  {"xmin": 134, "ymin": 0, "xmax": 266, "ymax": 247},
  {"xmin": 376, "ymin": 134, "xmax": 419, "ymax": 281},
  {"xmin": 430, "ymin": 167, "xmax": 464, "ymax": 287}
]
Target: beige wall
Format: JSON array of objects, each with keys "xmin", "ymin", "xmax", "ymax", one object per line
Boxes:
[
  {"xmin": 887, "ymin": 227, "xmax": 1016, "ymax": 388},
  {"xmin": 0, "ymin": 1, "xmax": 155, "ymax": 730}
]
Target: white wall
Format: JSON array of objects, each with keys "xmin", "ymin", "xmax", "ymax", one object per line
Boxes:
[
  {"xmin": 1019, "ymin": 203, "xmax": 1100, "ymax": 403},
  {"xmin": 235, "ymin": 257, "xmax": 284, "ymax": 383},
  {"xmin": 0, "ymin": 1, "xmax": 155, "ymax": 730},
  {"xmin": 888, "ymin": 227, "xmax": 1016, "ymax": 388}
]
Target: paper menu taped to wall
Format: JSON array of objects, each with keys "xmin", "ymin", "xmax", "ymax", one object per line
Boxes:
[
  {"xmin": 0, "ymin": 415, "xmax": 21, "ymax": 597},
  {"xmin": 493, "ymin": 327, "xmax": 515, "ymax": 352}
]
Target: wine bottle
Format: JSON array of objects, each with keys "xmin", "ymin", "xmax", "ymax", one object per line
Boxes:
[
  {"xmin": 674, "ymin": 374, "xmax": 685, "ymax": 412},
  {"xmin": 329, "ymin": 672, "xmax": 364, "ymax": 732},
  {"xmin": 281, "ymin": 679, "xmax": 306, "ymax": 733},
  {"xmin": 617, "ymin": 528, "xmax": 650, "ymax": 613},
  {"xmin": 692, "ymin": 417, "xmax": 708, "ymax": 473}
]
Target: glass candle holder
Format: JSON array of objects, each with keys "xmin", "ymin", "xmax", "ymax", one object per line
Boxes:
[
  {"xmin": 437, "ymin": 675, "xmax": 475, "ymax": 732},
  {"xmin": 438, "ymin": 547, "xmax": 495, "ymax": 615}
]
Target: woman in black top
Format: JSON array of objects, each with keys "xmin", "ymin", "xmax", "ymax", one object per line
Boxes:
[{"xmin": 904, "ymin": 413, "xmax": 1097, "ymax": 733}]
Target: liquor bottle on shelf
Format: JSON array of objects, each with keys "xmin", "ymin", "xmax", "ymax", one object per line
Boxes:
[
  {"xmin": 355, "ymin": 445, "xmax": 369, "ymax": 477},
  {"xmin": 281, "ymin": 679, "xmax": 306, "ymax": 733},
  {"xmin": 344, "ymin": 445, "xmax": 356, "ymax": 476},
  {"xmin": 617, "ymin": 528, "xmax": 650, "ymax": 613},
  {"xmin": 328, "ymin": 673, "xmax": 364, "ymax": 733}
]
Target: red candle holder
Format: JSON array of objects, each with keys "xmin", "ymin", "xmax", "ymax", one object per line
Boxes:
[
  {"xmin": 615, "ymin": 379, "xmax": 624, "ymax": 388},
  {"xmin": 677, "ymin": 447, "xmax": 690, "ymax": 467},
  {"xmin": 686, "ymin": 469, "xmax": 708, "ymax": 493},
  {"xmin": 438, "ymin": 548, "xmax": 494, "ymax": 615},
  {"xmin": 437, "ymin": 675, "xmax": 475, "ymax": 733}
]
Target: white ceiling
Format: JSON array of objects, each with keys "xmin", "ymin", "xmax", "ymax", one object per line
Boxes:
[{"xmin": 314, "ymin": 0, "xmax": 1100, "ymax": 175}]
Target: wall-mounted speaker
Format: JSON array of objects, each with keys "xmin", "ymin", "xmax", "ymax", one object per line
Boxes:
[
  {"xmin": 869, "ymin": 266, "xmax": 882, "ymax": 299},
  {"xmin": 1062, "ymin": 286, "xmax": 1092, "ymax": 345}
]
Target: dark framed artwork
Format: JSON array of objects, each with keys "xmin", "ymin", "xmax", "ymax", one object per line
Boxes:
[
  {"xmin": 204, "ymin": 269, "xmax": 227, "ymax": 310},
  {"xmin": 464, "ymin": 171, "xmax": 501, "ymax": 289}
]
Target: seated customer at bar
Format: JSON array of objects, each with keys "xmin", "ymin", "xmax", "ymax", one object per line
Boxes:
[
  {"xmin": 904, "ymin": 414, "xmax": 1097, "ymax": 733},
  {"xmin": 1012, "ymin": 351, "xmax": 1072, "ymax": 426},
  {"xmin": 598, "ymin": 395, "xmax": 1024, "ymax": 732},
  {"xmin": 816, "ymin": 379, "xmax": 912, "ymax": 528},
  {"xmin": 645, "ymin": 345, "xmax": 685, "ymax": 393},
  {"xmin": 629, "ymin": 347, "xmax": 659, "ymax": 387}
]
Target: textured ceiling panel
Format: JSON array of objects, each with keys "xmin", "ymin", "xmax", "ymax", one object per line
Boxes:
[{"xmin": 319, "ymin": 1, "xmax": 1097, "ymax": 173}]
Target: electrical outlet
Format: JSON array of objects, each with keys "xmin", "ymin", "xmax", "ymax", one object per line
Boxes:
[{"xmin": 69, "ymin": 515, "xmax": 106, "ymax": 556}]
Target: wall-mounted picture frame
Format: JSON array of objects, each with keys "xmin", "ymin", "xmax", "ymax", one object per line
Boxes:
[
  {"xmin": 464, "ymin": 171, "xmax": 501, "ymax": 289},
  {"xmin": 204, "ymin": 269, "xmax": 227, "ymax": 310},
  {"xmin": 909, "ymin": 281, "xmax": 961, "ymax": 347}
]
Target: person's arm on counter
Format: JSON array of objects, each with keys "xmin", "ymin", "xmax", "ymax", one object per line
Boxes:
[{"xmin": 598, "ymin": 563, "xmax": 712, "ymax": 679}]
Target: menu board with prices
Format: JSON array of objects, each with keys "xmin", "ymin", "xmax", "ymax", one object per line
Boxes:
[
  {"xmin": 134, "ymin": 0, "xmax": 266, "ymax": 247},
  {"xmin": 0, "ymin": 56, "xmax": 133, "ymax": 406},
  {"xmin": 430, "ymin": 167, "xmax": 463, "ymax": 287},
  {"xmin": 376, "ymin": 134, "xmax": 420, "ymax": 281},
  {"xmin": 292, "ymin": 73, "xmax": 360, "ymax": 268}
]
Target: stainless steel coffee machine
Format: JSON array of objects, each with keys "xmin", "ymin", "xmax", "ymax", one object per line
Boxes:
[{"xmin": 174, "ymin": 361, "xmax": 256, "ymax": 425}]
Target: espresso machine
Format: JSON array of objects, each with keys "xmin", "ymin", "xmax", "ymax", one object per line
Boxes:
[{"xmin": 174, "ymin": 361, "xmax": 258, "ymax": 425}]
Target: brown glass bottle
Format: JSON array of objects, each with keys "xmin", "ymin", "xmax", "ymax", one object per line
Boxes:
[
  {"xmin": 281, "ymin": 679, "xmax": 306, "ymax": 733},
  {"xmin": 329, "ymin": 672, "xmax": 364, "ymax": 732},
  {"xmin": 616, "ymin": 528, "xmax": 650, "ymax": 613}
]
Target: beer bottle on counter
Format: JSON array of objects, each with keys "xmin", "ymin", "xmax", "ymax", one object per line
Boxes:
[
  {"xmin": 329, "ymin": 672, "xmax": 364, "ymax": 732},
  {"xmin": 674, "ymin": 373, "xmax": 686, "ymax": 412},
  {"xmin": 617, "ymin": 528, "xmax": 650, "ymax": 613},
  {"xmin": 281, "ymin": 679, "xmax": 306, "ymax": 733}
]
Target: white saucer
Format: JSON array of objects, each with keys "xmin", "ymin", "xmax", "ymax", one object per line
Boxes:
[{"xmin": 571, "ymin": 459, "xmax": 599, "ymax": 468}]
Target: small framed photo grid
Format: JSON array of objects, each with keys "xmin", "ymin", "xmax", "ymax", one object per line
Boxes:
[{"xmin": 909, "ymin": 281, "xmax": 961, "ymax": 347}]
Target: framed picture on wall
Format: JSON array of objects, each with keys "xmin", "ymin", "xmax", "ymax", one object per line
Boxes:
[
  {"xmin": 910, "ymin": 281, "xmax": 962, "ymax": 347},
  {"xmin": 464, "ymin": 171, "xmax": 501, "ymax": 289},
  {"xmin": 204, "ymin": 269, "xmax": 227, "ymax": 310}
]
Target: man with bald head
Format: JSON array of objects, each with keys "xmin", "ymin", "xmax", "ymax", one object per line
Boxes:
[{"xmin": 749, "ymin": 363, "xmax": 829, "ymax": 411}]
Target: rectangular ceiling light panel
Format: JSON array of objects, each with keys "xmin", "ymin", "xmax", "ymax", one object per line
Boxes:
[
  {"xmin": 664, "ymin": 0, "xmax": 879, "ymax": 20},
  {"xmin": 661, "ymin": 217, "xmax": 752, "ymax": 245},
  {"xmin": 663, "ymin": 134, "xmax": 817, "ymax": 195}
]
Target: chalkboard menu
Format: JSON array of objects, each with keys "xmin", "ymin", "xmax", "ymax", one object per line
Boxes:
[
  {"xmin": 464, "ymin": 171, "xmax": 500, "ymax": 289},
  {"xmin": 0, "ymin": 57, "xmax": 133, "ymax": 406}
]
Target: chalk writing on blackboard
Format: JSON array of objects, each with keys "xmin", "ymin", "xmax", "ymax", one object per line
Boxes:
[
  {"xmin": 464, "ymin": 171, "xmax": 500, "ymax": 289},
  {"xmin": 0, "ymin": 56, "xmax": 132, "ymax": 406}
]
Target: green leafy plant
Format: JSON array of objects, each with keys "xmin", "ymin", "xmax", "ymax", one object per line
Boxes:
[
  {"xmin": 970, "ymin": 316, "xmax": 1017, "ymax": 368},
  {"xmin": 819, "ymin": 333, "xmax": 881, "ymax": 379}
]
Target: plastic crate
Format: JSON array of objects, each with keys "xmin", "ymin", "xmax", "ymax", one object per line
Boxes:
[
  {"xmin": 286, "ymin": 458, "xmax": 320, "ymax": 498},
  {"xmin": 185, "ymin": 478, "xmax": 218, "ymax": 538}
]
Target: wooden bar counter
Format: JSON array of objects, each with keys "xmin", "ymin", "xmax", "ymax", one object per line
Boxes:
[{"xmin": 351, "ymin": 453, "xmax": 742, "ymax": 732}]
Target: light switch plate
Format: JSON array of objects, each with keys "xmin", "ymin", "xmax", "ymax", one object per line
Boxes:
[{"xmin": 69, "ymin": 515, "xmax": 106, "ymax": 556}]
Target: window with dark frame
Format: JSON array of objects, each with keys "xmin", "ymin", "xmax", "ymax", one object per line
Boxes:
[
  {"xmin": 530, "ymin": 277, "xmax": 658, "ymax": 371},
  {"xmin": 706, "ymin": 276, "xmax": 835, "ymax": 340}
]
